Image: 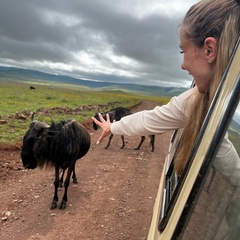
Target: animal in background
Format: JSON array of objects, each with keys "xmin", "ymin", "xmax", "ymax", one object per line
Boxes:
[
  {"xmin": 93, "ymin": 107, "xmax": 155, "ymax": 151},
  {"xmin": 134, "ymin": 135, "xmax": 155, "ymax": 152},
  {"xmin": 21, "ymin": 114, "xmax": 91, "ymax": 210}
]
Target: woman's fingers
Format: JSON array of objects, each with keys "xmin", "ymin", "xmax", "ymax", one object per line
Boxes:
[
  {"xmin": 92, "ymin": 114, "xmax": 103, "ymax": 126},
  {"xmin": 96, "ymin": 135, "xmax": 104, "ymax": 144},
  {"xmin": 92, "ymin": 113, "xmax": 109, "ymax": 125},
  {"xmin": 92, "ymin": 113, "xmax": 112, "ymax": 145},
  {"xmin": 92, "ymin": 114, "xmax": 111, "ymax": 126},
  {"xmin": 92, "ymin": 116, "xmax": 100, "ymax": 125},
  {"xmin": 98, "ymin": 112, "xmax": 105, "ymax": 122},
  {"xmin": 96, "ymin": 128, "xmax": 111, "ymax": 145},
  {"xmin": 106, "ymin": 113, "xmax": 110, "ymax": 122}
]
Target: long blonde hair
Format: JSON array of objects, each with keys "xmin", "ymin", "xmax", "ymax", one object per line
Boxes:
[{"xmin": 175, "ymin": 0, "xmax": 240, "ymax": 175}]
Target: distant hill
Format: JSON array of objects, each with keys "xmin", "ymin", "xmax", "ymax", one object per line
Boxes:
[{"xmin": 0, "ymin": 66, "xmax": 187, "ymax": 97}]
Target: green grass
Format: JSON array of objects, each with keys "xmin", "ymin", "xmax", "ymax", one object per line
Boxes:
[{"xmin": 0, "ymin": 81, "xmax": 170, "ymax": 143}]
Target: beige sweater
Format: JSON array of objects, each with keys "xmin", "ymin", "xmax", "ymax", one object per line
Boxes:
[
  {"xmin": 110, "ymin": 87, "xmax": 240, "ymax": 185},
  {"xmin": 111, "ymin": 87, "xmax": 195, "ymax": 136}
]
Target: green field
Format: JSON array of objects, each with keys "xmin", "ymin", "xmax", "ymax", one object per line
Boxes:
[{"xmin": 0, "ymin": 81, "xmax": 170, "ymax": 143}]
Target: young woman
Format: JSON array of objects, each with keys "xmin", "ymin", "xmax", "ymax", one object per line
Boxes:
[{"xmin": 92, "ymin": 0, "xmax": 240, "ymax": 183}]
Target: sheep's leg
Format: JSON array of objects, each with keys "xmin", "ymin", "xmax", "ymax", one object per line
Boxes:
[
  {"xmin": 60, "ymin": 166, "xmax": 77, "ymax": 186},
  {"xmin": 120, "ymin": 135, "xmax": 125, "ymax": 149},
  {"xmin": 105, "ymin": 133, "xmax": 113, "ymax": 149},
  {"xmin": 134, "ymin": 136, "xmax": 145, "ymax": 150},
  {"xmin": 59, "ymin": 169, "xmax": 65, "ymax": 188},
  {"xmin": 72, "ymin": 161, "xmax": 78, "ymax": 184},
  {"xmin": 51, "ymin": 166, "xmax": 60, "ymax": 210},
  {"xmin": 149, "ymin": 135, "xmax": 155, "ymax": 152},
  {"xmin": 59, "ymin": 163, "xmax": 74, "ymax": 210}
]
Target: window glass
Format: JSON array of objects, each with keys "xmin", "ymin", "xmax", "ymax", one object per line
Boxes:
[
  {"xmin": 228, "ymin": 103, "xmax": 240, "ymax": 156},
  {"xmin": 158, "ymin": 130, "xmax": 183, "ymax": 229},
  {"xmin": 178, "ymin": 101, "xmax": 240, "ymax": 240}
]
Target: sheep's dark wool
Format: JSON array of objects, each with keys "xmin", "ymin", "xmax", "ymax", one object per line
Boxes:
[
  {"xmin": 93, "ymin": 107, "xmax": 132, "ymax": 130},
  {"xmin": 21, "ymin": 116, "xmax": 91, "ymax": 210},
  {"xmin": 93, "ymin": 107, "xmax": 155, "ymax": 151}
]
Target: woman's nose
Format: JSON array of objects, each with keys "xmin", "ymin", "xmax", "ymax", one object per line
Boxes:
[{"xmin": 181, "ymin": 63, "xmax": 186, "ymax": 70}]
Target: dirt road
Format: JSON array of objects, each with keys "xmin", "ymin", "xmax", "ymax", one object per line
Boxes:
[{"xmin": 0, "ymin": 100, "xmax": 171, "ymax": 240}]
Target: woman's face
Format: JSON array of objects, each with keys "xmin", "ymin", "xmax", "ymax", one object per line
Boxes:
[{"xmin": 179, "ymin": 30, "xmax": 215, "ymax": 93}]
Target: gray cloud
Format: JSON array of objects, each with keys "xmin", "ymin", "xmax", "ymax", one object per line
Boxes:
[{"xmin": 0, "ymin": 0, "xmax": 198, "ymax": 88}]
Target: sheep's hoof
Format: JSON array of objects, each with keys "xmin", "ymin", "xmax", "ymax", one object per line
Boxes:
[
  {"xmin": 59, "ymin": 201, "xmax": 67, "ymax": 210},
  {"xmin": 73, "ymin": 178, "xmax": 78, "ymax": 184},
  {"xmin": 50, "ymin": 201, "xmax": 57, "ymax": 210}
]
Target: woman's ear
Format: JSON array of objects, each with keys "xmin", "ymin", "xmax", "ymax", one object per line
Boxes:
[{"xmin": 204, "ymin": 37, "xmax": 218, "ymax": 63}]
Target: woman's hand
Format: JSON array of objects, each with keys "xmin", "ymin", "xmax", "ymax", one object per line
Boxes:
[{"xmin": 92, "ymin": 113, "xmax": 112, "ymax": 144}]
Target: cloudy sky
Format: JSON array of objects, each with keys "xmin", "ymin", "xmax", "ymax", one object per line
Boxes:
[{"xmin": 0, "ymin": 0, "xmax": 199, "ymax": 88}]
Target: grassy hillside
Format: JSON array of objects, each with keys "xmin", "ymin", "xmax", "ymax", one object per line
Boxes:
[
  {"xmin": 0, "ymin": 66, "xmax": 188, "ymax": 97},
  {"xmin": 0, "ymin": 81, "xmax": 170, "ymax": 143}
]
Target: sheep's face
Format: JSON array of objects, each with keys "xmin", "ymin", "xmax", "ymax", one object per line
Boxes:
[
  {"xmin": 21, "ymin": 144, "xmax": 38, "ymax": 169},
  {"xmin": 21, "ymin": 121, "xmax": 49, "ymax": 169}
]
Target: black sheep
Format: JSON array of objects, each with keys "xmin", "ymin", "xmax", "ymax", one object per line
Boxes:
[
  {"xmin": 93, "ymin": 107, "xmax": 155, "ymax": 151},
  {"xmin": 21, "ymin": 114, "xmax": 91, "ymax": 210}
]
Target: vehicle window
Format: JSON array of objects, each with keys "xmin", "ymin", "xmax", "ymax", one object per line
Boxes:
[
  {"xmin": 158, "ymin": 129, "xmax": 183, "ymax": 229},
  {"xmin": 228, "ymin": 103, "xmax": 240, "ymax": 156},
  {"xmin": 177, "ymin": 100, "xmax": 240, "ymax": 240},
  {"xmin": 159, "ymin": 129, "xmax": 183, "ymax": 221}
]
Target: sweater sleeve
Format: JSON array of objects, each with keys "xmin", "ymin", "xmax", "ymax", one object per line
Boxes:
[{"xmin": 110, "ymin": 87, "xmax": 197, "ymax": 136}]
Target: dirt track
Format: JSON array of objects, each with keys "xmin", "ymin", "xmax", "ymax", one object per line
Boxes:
[{"xmin": 0, "ymin": 100, "xmax": 171, "ymax": 240}]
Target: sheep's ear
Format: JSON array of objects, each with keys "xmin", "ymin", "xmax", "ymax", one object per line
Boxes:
[{"xmin": 31, "ymin": 112, "xmax": 36, "ymax": 122}]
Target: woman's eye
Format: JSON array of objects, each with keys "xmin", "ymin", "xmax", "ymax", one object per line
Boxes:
[{"xmin": 180, "ymin": 50, "xmax": 184, "ymax": 54}]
